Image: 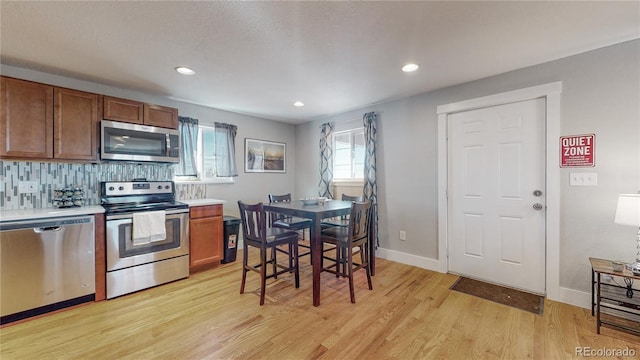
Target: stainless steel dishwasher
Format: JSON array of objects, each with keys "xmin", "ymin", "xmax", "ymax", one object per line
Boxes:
[{"xmin": 0, "ymin": 215, "xmax": 95, "ymax": 324}]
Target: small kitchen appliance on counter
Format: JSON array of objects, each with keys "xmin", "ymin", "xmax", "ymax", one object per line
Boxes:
[{"xmin": 101, "ymin": 180, "xmax": 189, "ymax": 299}]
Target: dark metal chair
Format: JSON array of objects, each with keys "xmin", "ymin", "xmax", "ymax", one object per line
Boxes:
[
  {"xmin": 320, "ymin": 200, "xmax": 373, "ymax": 303},
  {"xmin": 238, "ymin": 200, "xmax": 300, "ymax": 306}
]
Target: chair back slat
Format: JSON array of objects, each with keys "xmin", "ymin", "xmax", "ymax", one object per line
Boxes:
[
  {"xmin": 269, "ymin": 193, "xmax": 292, "ymax": 203},
  {"xmin": 238, "ymin": 201, "xmax": 267, "ymax": 244},
  {"xmin": 349, "ymin": 201, "xmax": 371, "ymax": 242},
  {"xmin": 268, "ymin": 193, "xmax": 293, "ymax": 224},
  {"xmin": 337, "ymin": 194, "xmax": 365, "ymax": 221},
  {"xmin": 342, "ymin": 194, "xmax": 365, "ymax": 202}
]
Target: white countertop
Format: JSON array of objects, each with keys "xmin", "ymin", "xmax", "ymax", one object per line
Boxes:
[
  {"xmin": 180, "ymin": 198, "xmax": 226, "ymax": 207},
  {"xmin": 0, "ymin": 205, "xmax": 105, "ymax": 222}
]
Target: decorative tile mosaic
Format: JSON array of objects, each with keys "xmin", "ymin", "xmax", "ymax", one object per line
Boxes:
[
  {"xmin": 0, "ymin": 161, "xmax": 176, "ymax": 210},
  {"xmin": 175, "ymin": 183, "xmax": 207, "ymax": 200}
]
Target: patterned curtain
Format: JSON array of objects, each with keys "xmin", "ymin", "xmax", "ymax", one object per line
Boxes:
[
  {"xmin": 318, "ymin": 122, "xmax": 334, "ymax": 198},
  {"xmin": 214, "ymin": 122, "xmax": 238, "ymax": 177},
  {"xmin": 176, "ymin": 116, "xmax": 199, "ymax": 176},
  {"xmin": 363, "ymin": 112, "xmax": 379, "ymax": 247}
]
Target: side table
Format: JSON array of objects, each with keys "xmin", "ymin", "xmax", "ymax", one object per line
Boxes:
[{"xmin": 590, "ymin": 257, "xmax": 640, "ymax": 336}]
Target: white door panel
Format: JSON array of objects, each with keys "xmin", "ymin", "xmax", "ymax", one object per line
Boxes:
[{"xmin": 448, "ymin": 98, "xmax": 545, "ymax": 294}]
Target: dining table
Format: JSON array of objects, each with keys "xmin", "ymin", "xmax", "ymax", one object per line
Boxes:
[{"xmin": 263, "ymin": 199, "xmax": 353, "ymax": 307}]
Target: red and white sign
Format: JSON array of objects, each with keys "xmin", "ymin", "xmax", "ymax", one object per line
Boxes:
[{"xmin": 560, "ymin": 134, "xmax": 595, "ymax": 167}]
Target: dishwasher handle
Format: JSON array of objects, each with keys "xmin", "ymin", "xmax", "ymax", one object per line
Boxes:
[
  {"xmin": 33, "ymin": 226, "xmax": 63, "ymax": 233},
  {"xmin": 1, "ymin": 215, "xmax": 94, "ymax": 231}
]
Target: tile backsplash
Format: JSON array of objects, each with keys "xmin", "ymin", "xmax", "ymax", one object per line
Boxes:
[
  {"xmin": 175, "ymin": 183, "xmax": 207, "ymax": 201},
  {"xmin": 0, "ymin": 161, "xmax": 176, "ymax": 210}
]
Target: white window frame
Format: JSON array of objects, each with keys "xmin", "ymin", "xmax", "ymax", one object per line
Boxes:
[
  {"xmin": 174, "ymin": 125, "xmax": 234, "ymax": 184},
  {"xmin": 332, "ymin": 127, "xmax": 365, "ymax": 182}
]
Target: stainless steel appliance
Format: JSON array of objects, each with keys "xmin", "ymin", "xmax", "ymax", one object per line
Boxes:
[
  {"xmin": 101, "ymin": 120, "xmax": 180, "ymax": 163},
  {"xmin": 0, "ymin": 215, "xmax": 95, "ymax": 324},
  {"xmin": 101, "ymin": 180, "xmax": 189, "ymax": 299}
]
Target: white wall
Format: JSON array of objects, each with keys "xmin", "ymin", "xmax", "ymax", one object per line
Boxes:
[
  {"xmin": 295, "ymin": 40, "xmax": 640, "ymax": 301},
  {"xmin": 0, "ymin": 64, "xmax": 298, "ymax": 216}
]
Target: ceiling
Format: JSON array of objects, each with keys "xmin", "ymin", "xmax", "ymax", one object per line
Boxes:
[{"xmin": 1, "ymin": 1, "xmax": 638, "ymax": 124}]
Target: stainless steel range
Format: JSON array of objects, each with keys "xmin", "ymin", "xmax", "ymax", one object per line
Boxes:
[{"xmin": 101, "ymin": 180, "xmax": 189, "ymax": 299}]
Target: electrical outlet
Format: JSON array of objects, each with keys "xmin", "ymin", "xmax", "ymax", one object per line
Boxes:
[
  {"xmin": 18, "ymin": 181, "xmax": 38, "ymax": 194},
  {"xmin": 399, "ymin": 230, "xmax": 406, "ymax": 241}
]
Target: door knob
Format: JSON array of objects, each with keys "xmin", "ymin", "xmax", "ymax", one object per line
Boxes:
[
  {"xmin": 533, "ymin": 203, "xmax": 543, "ymax": 210},
  {"xmin": 533, "ymin": 190, "xmax": 542, "ymax": 197}
]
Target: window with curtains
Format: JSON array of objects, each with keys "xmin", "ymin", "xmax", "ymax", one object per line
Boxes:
[
  {"xmin": 176, "ymin": 124, "xmax": 237, "ymax": 183},
  {"xmin": 332, "ymin": 127, "xmax": 365, "ymax": 180},
  {"xmin": 199, "ymin": 126, "xmax": 233, "ymax": 181}
]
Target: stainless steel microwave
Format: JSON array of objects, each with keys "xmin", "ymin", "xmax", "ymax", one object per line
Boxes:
[{"xmin": 101, "ymin": 120, "xmax": 180, "ymax": 163}]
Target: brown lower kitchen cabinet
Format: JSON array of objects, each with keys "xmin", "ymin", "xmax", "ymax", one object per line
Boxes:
[{"xmin": 189, "ymin": 204, "xmax": 223, "ymax": 272}]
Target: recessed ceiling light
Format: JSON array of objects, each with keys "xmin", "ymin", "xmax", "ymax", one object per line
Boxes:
[
  {"xmin": 293, "ymin": 101, "xmax": 304, "ymax": 107},
  {"xmin": 402, "ymin": 63, "xmax": 419, "ymax": 72},
  {"xmin": 175, "ymin": 66, "xmax": 195, "ymax": 75}
]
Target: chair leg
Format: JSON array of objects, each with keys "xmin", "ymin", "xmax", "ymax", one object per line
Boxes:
[
  {"xmin": 288, "ymin": 242, "xmax": 294, "ymax": 271},
  {"xmin": 272, "ymin": 247, "xmax": 278, "ymax": 279},
  {"xmin": 348, "ymin": 245, "xmax": 355, "ymax": 303},
  {"xmin": 240, "ymin": 244, "xmax": 248, "ymax": 294},
  {"xmin": 293, "ymin": 241, "xmax": 300, "ymax": 288},
  {"xmin": 335, "ymin": 245, "xmax": 341, "ymax": 278},
  {"xmin": 342, "ymin": 247, "xmax": 349, "ymax": 276},
  {"xmin": 362, "ymin": 244, "xmax": 372, "ymax": 290},
  {"xmin": 305, "ymin": 229, "xmax": 312, "ymax": 265},
  {"xmin": 260, "ymin": 248, "xmax": 267, "ymax": 306}
]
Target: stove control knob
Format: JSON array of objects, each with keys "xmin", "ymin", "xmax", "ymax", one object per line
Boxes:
[
  {"xmin": 165, "ymin": 185, "xmax": 170, "ymax": 189},
  {"xmin": 157, "ymin": 185, "xmax": 163, "ymax": 190},
  {"xmin": 108, "ymin": 186, "xmax": 115, "ymax": 191},
  {"xmin": 118, "ymin": 186, "xmax": 124, "ymax": 191}
]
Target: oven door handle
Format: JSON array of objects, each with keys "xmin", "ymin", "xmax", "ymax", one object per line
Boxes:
[{"xmin": 106, "ymin": 208, "xmax": 189, "ymax": 221}]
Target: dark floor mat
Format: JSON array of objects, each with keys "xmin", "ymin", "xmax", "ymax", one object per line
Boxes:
[{"xmin": 450, "ymin": 276, "xmax": 544, "ymax": 316}]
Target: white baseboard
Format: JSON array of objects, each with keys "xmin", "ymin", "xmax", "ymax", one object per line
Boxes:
[
  {"xmin": 375, "ymin": 247, "xmax": 592, "ymax": 310},
  {"xmin": 376, "ymin": 247, "xmax": 442, "ymax": 273},
  {"xmin": 550, "ymin": 286, "xmax": 591, "ymax": 309}
]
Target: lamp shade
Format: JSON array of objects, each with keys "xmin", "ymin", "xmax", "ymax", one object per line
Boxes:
[{"xmin": 614, "ymin": 194, "xmax": 640, "ymax": 226}]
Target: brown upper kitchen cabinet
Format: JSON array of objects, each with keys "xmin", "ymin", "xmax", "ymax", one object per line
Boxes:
[
  {"xmin": 1, "ymin": 76, "xmax": 99, "ymax": 161},
  {"xmin": 0, "ymin": 77, "xmax": 54, "ymax": 159},
  {"xmin": 144, "ymin": 104, "xmax": 179, "ymax": 129},
  {"xmin": 189, "ymin": 204, "xmax": 224, "ymax": 272},
  {"xmin": 103, "ymin": 96, "xmax": 178, "ymax": 129},
  {"xmin": 103, "ymin": 96, "xmax": 144, "ymax": 124},
  {"xmin": 54, "ymin": 88, "xmax": 100, "ymax": 161}
]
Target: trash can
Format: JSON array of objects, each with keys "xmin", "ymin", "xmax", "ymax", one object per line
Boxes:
[{"xmin": 222, "ymin": 216, "xmax": 241, "ymax": 264}]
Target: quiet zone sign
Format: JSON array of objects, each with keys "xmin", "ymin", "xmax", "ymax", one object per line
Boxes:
[{"xmin": 560, "ymin": 134, "xmax": 595, "ymax": 167}]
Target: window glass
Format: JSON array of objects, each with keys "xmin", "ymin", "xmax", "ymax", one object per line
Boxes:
[
  {"xmin": 175, "ymin": 125, "xmax": 234, "ymax": 183},
  {"xmin": 333, "ymin": 128, "xmax": 365, "ymax": 180},
  {"xmin": 201, "ymin": 128, "xmax": 217, "ymax": 179}
]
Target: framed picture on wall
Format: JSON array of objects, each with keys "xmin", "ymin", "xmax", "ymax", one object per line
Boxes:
[{"xmin": 244, "ymin": 138, "xmax": 286, "ymax": 173}]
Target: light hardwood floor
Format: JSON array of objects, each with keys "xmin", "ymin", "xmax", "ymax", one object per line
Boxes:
[{"xmin": 1, "ymin": 253, "xmax": 638, "ymax": 359}]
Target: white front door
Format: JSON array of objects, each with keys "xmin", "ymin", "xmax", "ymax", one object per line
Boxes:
[{"xmin": 448, "ymin": 98, "xmax": 546, "ymax": 294}]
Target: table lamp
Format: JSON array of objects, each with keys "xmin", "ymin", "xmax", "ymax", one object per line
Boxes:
[{"xmin": 614, "ymin": 194, "xmax": 640, "ymax": 275}]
